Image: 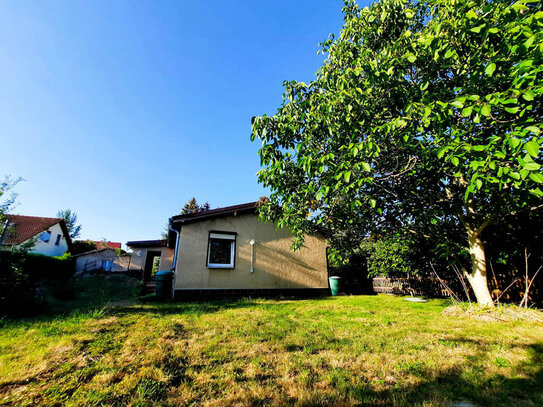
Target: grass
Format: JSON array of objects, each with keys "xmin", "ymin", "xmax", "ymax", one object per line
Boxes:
[{"xmin": 0, "ymin": 294, "xmax": 542, "ymax": 406}]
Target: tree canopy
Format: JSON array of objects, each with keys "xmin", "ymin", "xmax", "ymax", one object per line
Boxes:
[
  {"xmin": 181, "ymin": 198, "xmax": 210, "ymax": 215},
  {"xmin": 251, "ymin": 0, "xmax": 542, "ymax": 305},
  {"xmin": 57, "ymin": 209, "xmax": 82, "ymax": 239}
]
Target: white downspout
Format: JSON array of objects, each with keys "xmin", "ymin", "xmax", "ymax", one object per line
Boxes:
[{"xmin": 169, "ymin": 220, "xmax": 180, "ymax": 300}]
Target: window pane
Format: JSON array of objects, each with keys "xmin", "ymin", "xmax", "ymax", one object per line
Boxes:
[{"xmin": 209, "ymin": 238, "xmax": 232, "ymax": 265}]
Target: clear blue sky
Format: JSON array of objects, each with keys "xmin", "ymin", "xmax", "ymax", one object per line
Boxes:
[{"xmin": 0, "ymin": 1, "xmax": 358, "ymax": 246}]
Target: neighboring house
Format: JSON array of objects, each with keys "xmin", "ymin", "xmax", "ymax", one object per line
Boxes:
[
  {"xmin": 86, "ymin": 241, "xmax": 122, "ymax": 249},
  {"xmin": 72, "ymin": 248, "xmax": 121, "ymax": 273},
  {"xmin": 126, "ymin": 239, "xmax": 174, "ymax": 281},
  {"xmin": 163, "ymin": 201, "xmax": 329, "ymax": 299},
  {"xmin": 0, "ymin": 215, "xmax": 72, "ymax": 257}
]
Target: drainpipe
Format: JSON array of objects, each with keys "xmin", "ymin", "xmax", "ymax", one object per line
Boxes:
[{"xmin": 169, "ymin": 220, "xmax": 180, "ymax": 300}]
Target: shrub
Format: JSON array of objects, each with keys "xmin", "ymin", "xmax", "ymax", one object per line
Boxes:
[{"xmin": 0, "ymin": 251, "xmax": 75, "ymax": 316}]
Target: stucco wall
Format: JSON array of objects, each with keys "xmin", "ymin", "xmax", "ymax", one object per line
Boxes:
[
  {"xmin": 129, "ymin": 247, "xmax": 174, "ymax": 272},
  {"xmin": 22, "ymin": 223, "xmax": 69, "ymax": 257},
  {"xmin": 174, "ymin": 213, "xmax": 328, "ymax": 290},
  {"xmin": 75, "ymin": 249, "xmax": 118, "ymax": 273}
]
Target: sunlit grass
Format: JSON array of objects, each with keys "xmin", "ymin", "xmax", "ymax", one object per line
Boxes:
[{"xmin": 0, "ymin": 295, "xmax": 541, "ymax": 406}]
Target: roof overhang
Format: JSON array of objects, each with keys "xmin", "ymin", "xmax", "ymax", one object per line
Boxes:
[
  {"xmin": 170, "ymin": 202, "xmax": 257, "ymax": 226},
  {"xmin": 126, "ymin": 239, "xmax": 168, "ymax": 249}
]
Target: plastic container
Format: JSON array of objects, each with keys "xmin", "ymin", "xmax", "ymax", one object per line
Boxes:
[
  {"xmin": 155, "ymin": 270, "xmax": 174, "ymax": 300},
  {"xmin": 329, "ymin": 276, "xmax": 341, "ymax": 296}
]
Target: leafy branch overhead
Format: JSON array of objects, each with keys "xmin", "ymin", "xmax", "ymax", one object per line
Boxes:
[{"xmin": 251, "ymin": 0, "xmax": 542, "ymax": 305}]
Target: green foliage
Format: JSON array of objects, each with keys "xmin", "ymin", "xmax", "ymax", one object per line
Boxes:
[
  {"xmin": 251, "ymin": 0, "xmax": 542, "ymax": 301},
  {"xmin": 359, "ymin": 238, "xmax": 419, "ymax": 277},
  {"xmin": 0, "ymin": 251, "xmax": 75, "ymax": 316},
  {"xmin": 57, "ymin": 209, "xmax": 82, "ymax": 239},
  {"xmin": 151, "ymin": 256, "xmax": 161, "ymax": 276},
  {"xmin": 70, "ymin": 240, "xmax": 97, "ymax": 255}
]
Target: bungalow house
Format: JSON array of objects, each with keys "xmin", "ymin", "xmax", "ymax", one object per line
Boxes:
[
  {"xmin": 127, "ymin": 201, "xmax": 329, "ymax": 299},
  {"xmin": 168, "ymin": 201, "xmax": 329, "ymax": 299},
  {"xmin": 0, "ymin": 215, "xmax": 72, "ymax": 257},
  {"xmin": 126, "ymin": 239, "xmax": 174, "ymax": 281}
]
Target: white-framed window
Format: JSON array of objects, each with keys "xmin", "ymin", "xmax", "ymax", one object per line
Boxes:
[{"xmin": 207, "ymin": 231, "xmax": 236, "ymax": 269}]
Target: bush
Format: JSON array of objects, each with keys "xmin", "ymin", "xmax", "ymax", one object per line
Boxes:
[
  {"xmin": 23, "ymin": 253, "xmax": 75, "ymax": 280},
  {"xmin": 0, "ymin": 251, "xmax": 75, "ymax": 316},
  {"xmin": 70, "ymin": 241, "xmax": 97, "ymax": 255}
]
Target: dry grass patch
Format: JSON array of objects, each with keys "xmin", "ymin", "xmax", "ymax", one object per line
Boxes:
[{"xmin": 0, "ymin": 295, "xmax": 542, "ymax": 406}]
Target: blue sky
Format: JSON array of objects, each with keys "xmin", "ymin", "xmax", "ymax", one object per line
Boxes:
[{"xmin": 0, "ymin": 1, "xmax": 354, "ymax": 246}]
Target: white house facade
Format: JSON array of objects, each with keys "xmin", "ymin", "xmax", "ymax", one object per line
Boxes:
[{"xmin": 1, "ymin": 215, "xmax": 72, "ymax": 257}]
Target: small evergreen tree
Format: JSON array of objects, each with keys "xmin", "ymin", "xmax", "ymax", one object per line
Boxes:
[{"xmin": 181, "ymin": 198, "xmax": 211, "ymax": 215}]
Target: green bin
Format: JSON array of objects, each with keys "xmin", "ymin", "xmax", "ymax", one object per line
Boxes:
[
  {"xmin": 155, "ymin": 270, "xmax": 173, "ymax": 300},
  {"xmin": 329, "ymin": 276, "xmax": 341, "ymax": 296}
]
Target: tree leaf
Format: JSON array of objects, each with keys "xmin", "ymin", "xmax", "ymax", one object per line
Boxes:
[
  {"xmin": 362, "ymin": 162, "xmax": 371, "ymax": 172},
  {"xmin": 504, "ymin": 106, "xmax": 519, "ymax": 114},
  {"xmin": 525, "ymin": 140, "xmax": 540, "ymax": 157},
  {"xmin": 450, "ymin": 100, "xmax": 464, "ymax": 108},
  {"xmin": 522, "ymin": 90, "xmax": 535, "ymax": 101},
  {"xmin": 485, "ymin": 63, "xmax": 496, "ymax": 76},
  {"xmin": 525, "ymin": 126, "xmax": 540, "ymax": 134},
  {"xmin": 451, "ymin": 157, "xmax": 459, "ymax": 166},
  {"xmin": 481, "ymin": 104, "xmax": 491, "ymax": 116},
  {"xmin": 462, "ymin": 106, "xmax": 473, "ymax": 117},
  {"xmin": 523, "ymin": 162, "xmax": 541, "ymax": 171},
  {"xmin": 529, "ymin": 173, "xmax": 543, "ymax": 183},
  {"xmin": 466, "ymin": 9, "xmax": 478, "ymax": 19},
  {"xmin": 406, "ymin": 54, "xmax": 416, "ymax": 63}
]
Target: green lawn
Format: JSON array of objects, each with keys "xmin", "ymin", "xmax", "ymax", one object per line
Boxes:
[{"xmin": 0, "ymin": 294, "xmax": 541, "ymax": 406}]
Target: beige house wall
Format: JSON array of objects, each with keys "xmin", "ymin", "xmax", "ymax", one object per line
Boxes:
[
  {"xmin": 129, "ymin": 247, "xmax": 174, "ymax": 272},
  {"xmin": 174, "ymin": 213, "xmax": 328, "ymax": 290}
]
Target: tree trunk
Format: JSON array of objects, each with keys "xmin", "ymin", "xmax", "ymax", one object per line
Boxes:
[{"xmin": 464, "ymin": 229, "xmax": 494, "ymax": 306}]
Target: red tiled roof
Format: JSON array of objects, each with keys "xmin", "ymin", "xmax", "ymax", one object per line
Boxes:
[
  {"xmin": 2, "ymin": 215, "xmax": 65, "ymax": 245},
  {"xmin": 86, "ymin": 241, "xmax": 122, "ymax": 249}
]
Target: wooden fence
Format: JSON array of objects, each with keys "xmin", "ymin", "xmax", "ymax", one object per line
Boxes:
[{"xmin": 372, "ymin": 276, "xmax": 451, "ymax": 298}]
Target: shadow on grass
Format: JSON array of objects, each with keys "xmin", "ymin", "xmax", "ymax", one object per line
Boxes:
[
  {"xmin": 1, "ymin": 274, "xmax": 142, "ymax": 322},
  {"xmin": 110, "ymin": 298, "xmax": 279, "ymax": 317},
  {"xmin": 345, "ymin": 343, "xmax": 543, "ymax": 407}
]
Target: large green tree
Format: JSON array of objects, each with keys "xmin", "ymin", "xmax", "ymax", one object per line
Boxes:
[{"xmin": 251, "ymin": 0, "xmax": 542, "ymax": 305}]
